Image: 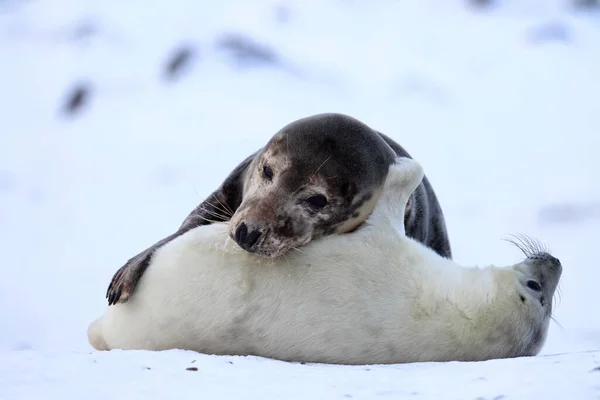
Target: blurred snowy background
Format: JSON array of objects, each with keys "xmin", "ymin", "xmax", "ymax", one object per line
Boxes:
[{"xmin": 0, "ymin": 0, "xmax": 599, "ymax": 397}]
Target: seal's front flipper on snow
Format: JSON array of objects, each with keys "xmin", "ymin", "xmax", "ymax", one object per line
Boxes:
[{"xmin": 105, "ymin": 154, "xmax": 257, "ymax": 305}]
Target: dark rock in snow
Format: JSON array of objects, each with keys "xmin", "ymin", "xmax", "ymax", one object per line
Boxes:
[
  {"xmin": 61, "ymin": 81, "xmax": 92, "ymax": 117},
  {"xmin": 162, "ymin": 44, "xmax": 198, "ymax": 82},
  {"xmin": 215, "ymin": 33, "xmax": 280, "ymax": 68}
]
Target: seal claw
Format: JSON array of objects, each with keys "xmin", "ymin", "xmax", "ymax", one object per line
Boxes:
[
  {"xmin": 106, "ymin": 252, "xmax": 151, "ymax": 305},
  {"xmin": 105, "ymin": 229, "xmax": 199, "ymax": 306}
]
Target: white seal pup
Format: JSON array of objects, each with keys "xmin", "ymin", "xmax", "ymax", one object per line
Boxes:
[
  {"xmin": 88, "ymin": 157, "xmax": 562, "ymax": 365},
  {"xmin": 105, "ymin": 113, "xmax": 451, "ymax": 305}
]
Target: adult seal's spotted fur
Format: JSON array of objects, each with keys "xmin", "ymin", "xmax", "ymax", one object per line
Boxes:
[
  {"xmin": 88, "ymin": 157, "xmax": 562, "ymax": 364},
  {"xmin": 105, "ymin": 113, "xmax": 452, "ymax": 305}
]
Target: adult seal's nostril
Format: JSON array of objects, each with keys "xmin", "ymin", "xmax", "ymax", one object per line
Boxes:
[
  {"xmin": 245, "ymin": 229, "xmax": 262, "ymax": 248},
  {"xmin": 235, "ymin": 222, "xmax": 248, "ymax": 246},
  {"xmin": 234, "ymin": 223, "xmax": 262, "ymax": 250}
]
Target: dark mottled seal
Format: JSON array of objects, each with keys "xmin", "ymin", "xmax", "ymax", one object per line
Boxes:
[{"xmin": 106, "ymin": 113, "xmax": 452, "ymax": 305}]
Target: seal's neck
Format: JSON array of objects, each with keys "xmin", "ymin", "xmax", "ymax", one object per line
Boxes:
[{"xmin": 417, "ymin": 262, "xmax": 518, "ymax": 325}]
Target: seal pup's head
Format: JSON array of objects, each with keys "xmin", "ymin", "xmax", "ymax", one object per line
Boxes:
[
  {"xmin": 504, "ymin": 234, "xmax": 563, "ymax": 355},
  {"xmin": 228, "ymin": 113, "xmax": 397, "ymax": 258}
]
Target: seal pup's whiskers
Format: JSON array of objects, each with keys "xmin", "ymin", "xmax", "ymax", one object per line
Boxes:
[
  {"xmin": 550, "ymin": 315, "xmax": 564, "ymax": 332},
  {"xmin": 555, "ymin": 284, "xmax": 562, "ymax": 307},
  {"xmin": 503, "ymin": 233, "xmax": 549, "ymax": 257}
]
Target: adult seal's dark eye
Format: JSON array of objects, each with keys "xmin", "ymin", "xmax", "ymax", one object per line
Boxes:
[
  {"xmin": 262, "ymin": 165, "xmax": 273, "ymax": 180},
  {"xmin": 305, "ymin": 194, "xmax": 328, "ymax": 209},
  {"xmin": 526, "ymin": 280, "xmax": 542, "ymax": 292}
]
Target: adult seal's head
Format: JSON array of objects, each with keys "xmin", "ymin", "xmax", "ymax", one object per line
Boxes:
[{"xmin": 228, "ymin": 113, "xmax": 396, "ymax": 257}]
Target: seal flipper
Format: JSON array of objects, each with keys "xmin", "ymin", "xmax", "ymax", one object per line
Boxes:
[
  {"xmin": 376, "ymin": 131, "xmax": 452, "ymax": 259},
  {"xmin": 87, "ymin": 316, "xmax": 109, "ymax": 351},
  {"xmin": 106, "ymin": 233, "xmax": 177, "ymax": 305},
  {"xmin": 105, "ymin": 152, "xmax": 258, "ymax": 305},
  {"xmin": 367, "ymin": 156, "xmax": 424, "ymax": 234}
]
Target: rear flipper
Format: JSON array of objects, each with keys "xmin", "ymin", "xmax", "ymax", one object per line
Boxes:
[{"xmin": 87, "ymin": 316, "xmax": 109, "ymax": 351}]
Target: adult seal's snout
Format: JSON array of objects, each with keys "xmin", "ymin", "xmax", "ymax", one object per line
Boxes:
[
  {"xmin": 233, "ymin": 222, "xmax": 263, "ymax": 251},
  {"xmin": 225, "ymin": 113, "xmax": 453, "ymax": 259}
]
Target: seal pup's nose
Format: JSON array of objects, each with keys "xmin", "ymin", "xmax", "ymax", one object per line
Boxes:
[
  {"xmin": 527, "ymin": 252, "xmax": 562, "ymax": 280},
  {"xmin": 234, "ymin": 222, "xmax": 263, "ymax": 251},
  {"xmin": 528, "ymin": 252, "xmax": 561, "ymax": 268}
]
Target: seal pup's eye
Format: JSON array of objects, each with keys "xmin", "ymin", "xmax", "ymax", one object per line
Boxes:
[
  {"xmin": 526, "ymin": 280, "xmax": 542, "ymax": 292},
  {"xmin": 305, "ymin": 194, "xmax": 328, "ymax": 209},
  {"xmin": 262, "ymin": 165, "xmax": 274, "ymax": 180}
]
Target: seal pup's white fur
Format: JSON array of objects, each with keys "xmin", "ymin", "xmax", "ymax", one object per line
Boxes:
[{"xmin": 88, "ymin": 157, "xmax": 562, "ymax": 365}]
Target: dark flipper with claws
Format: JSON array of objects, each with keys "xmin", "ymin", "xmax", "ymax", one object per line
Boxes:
[{"xmin": 105, "ymin": 153, "xmax": 256, "ymax": 305}]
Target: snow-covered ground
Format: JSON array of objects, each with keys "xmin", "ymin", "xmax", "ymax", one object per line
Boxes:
[
  {"xmin": 1, "ymin": 0, "xmax": 600, "ymax": 398},
  {"xmin": 1, "ymin": 349, "xmax": 599, "ymax": 399}
]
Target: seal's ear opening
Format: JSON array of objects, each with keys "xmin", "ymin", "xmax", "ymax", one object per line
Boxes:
[
  {"xmin": 340, "ymin": 182, "xmax": 358, "ymax": 203},
  {"xmin": 368, "ymin": 157, "xmax": 425, "ymax": 234}
]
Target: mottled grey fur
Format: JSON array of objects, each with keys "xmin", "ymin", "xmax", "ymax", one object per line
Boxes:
[{"xmin": 106, "ymin": 113, "xmax": 451, "ymax": 305}]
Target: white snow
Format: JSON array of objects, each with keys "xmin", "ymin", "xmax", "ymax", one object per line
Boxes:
[
  {"xmin": 1, "ymin": 0, "xmax": 600, "ymax": 398},
  {"xmin": 1, "ymin": 349, "xmax": 599, "ymax": 399}
]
